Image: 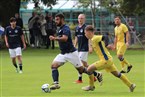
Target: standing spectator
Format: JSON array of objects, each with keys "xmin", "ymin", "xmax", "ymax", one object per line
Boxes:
[
  {"xmin": 28, "ymin": 12, "xmax": 37, "ymax": 47},
  {"xmin": 4, "ymin": 17, "xmax": 26, "ymax": 73},
  {"xmin": 32, "ymin": 17, "xmax": 41, "ymax": 48},
  {"xmin": 45, "ymin": 15, "xmax": 56, "ymax": 49},
  {"xmin": 15, "ymin": 13, "xmax": 23, "ymax": 28},
  {"xmin": 40, "ymin": 15, "xmax": 47, "ymax": 46}
]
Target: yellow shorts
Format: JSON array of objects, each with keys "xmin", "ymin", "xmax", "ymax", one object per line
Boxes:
[
  {"xmin": 117, "ymin": 43, "xmax": 127, "ymax": 55},
  {"xmin": 93, "ymin": 59, "xmax": 118, "ymax": 72}
]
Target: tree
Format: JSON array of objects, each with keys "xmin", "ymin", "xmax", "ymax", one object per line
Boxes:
[
  {"xmin": 102, "ymin": 0, "xmax": 145, "ymax": 16},
  {"xmin": 0, "ymin": 0, "xmax": 57, "ymax": 27}
]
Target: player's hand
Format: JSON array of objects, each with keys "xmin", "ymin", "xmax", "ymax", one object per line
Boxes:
[
  {"xmin": 23, "ymin": 43, "xmax": 26, "ymax": 50},
  {"xmin": 126, "ymin": 42, "xmax": 130, "ymax": 48},
  {"xmin": 49, "ymin": 35, "xmax": 55, "ymax": 40},
  {"xmin": 107, "ymin": 44, "xmax": 115, "ymax": 50},
  {"xmin": 89, "ymin": 47, "xmax": 93, "ymax": 54},
  {"xmin": 6, "ymin": 43, "xmax": 9, "ymax": 48}
]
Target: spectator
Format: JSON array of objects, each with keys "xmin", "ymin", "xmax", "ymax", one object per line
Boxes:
[
  {"xmin": 28, "ymin": 12, "xmax": 37, "ymax": 47},
  {"xmin": 32, "ymin": 17, "xmax": 41, "ymax": 48},
  {"xmin": 40, "ymin": 15, "xmax": 47, "ymax": 47},
  {"xmin": 45, "ymin": 16, "xmax": 56, "ymax": 49},
  {"xmin": 15, "ymin": 13, "xmax": 23, "ymax": 28}
]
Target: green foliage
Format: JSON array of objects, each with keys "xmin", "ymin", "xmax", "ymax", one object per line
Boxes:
[{"xmin": 101, "ymin": 0, "xmax": 145, "ymax": 15}]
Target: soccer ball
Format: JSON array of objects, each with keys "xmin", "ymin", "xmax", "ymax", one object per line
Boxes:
[{"xmin": 41, "ymin": 84, "xmax": 51, "ymax": 93}]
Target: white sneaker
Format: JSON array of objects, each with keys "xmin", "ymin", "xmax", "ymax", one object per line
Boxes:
[
  {"xmin": 50, "ymin": 84, "xmax": 60, "ymax": 90},
  {"xmin": 129, "ymin": 84, "xmax": 136, "ymax": 92},
  {"xmin": 19, "ymin": 71, "xmax": 23, "ymax": 74},
  {"xmin": 82, "ymin": 86, "xmax": 95, "ymax": 91}
]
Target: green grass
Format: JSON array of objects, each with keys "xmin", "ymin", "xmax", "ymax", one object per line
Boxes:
[{"xmin": 0, "ymin": 48, "xmax": 145, "ymax": 97}]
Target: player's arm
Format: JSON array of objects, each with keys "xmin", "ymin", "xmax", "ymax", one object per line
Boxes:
[
  {"xmin": 113, "ymin": 35, "xmax": 117, "ymax": 50},
  {"xmin": 74, "ymin": 36, "xmax": 78, "ymax": 47},
  {"xmin": 4, "ymin": 28, "xmax": 9, "ymax": 48},
  {"xmin": 126, "ymin": 31, "xmax": 130, "ymax": 48},
  {"xmin": 88, "ymin": 39, "xmax": 93, "ymax": 54},
  {"xmin": 4, "ymin": 35, "xmax": 9, "ymax": 48},
  {"xmin": 49, "ymin": 35, "xmax": 68, "ymax": 42},
  {"xmin": 21, "ymin": 34, "xmax": 26, "ymax": 49}
]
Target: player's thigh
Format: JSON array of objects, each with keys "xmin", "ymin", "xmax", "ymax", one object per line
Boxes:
[
  {"xmin": 9, "ymin": 49, "xmax": 16, "ymax": 58},
  {"xmin": 52, "ymin": 54, "xmax": 66, "ymax": 67},
  {"xmin": 105, "ymin": 61, "xmax": 119, "ymax": 72},
  {"xmin": 93, "ymin": 60, "xmax": 109, "ymax": 70},
  {"xmin": 66, "ymin": 51, "xmax": 83, "ymax": 68},
  {"xmin": 79, "ymin": 52, "xmax": 88, "ymax": 62},
  {"xmin": 15, "ymin": 47, "xmax": 22, "ymax": 56},
  {"xmin": 53, "ymin": 54, "xmax": 66, "ymax": 63},
  {"xmin": 117, "ymin": 44, "xmax": 127, "ymax": 55}
]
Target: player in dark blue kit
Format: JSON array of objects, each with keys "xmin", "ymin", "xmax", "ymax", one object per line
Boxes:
[
  {"xmin": 74, "ymin": 14, "xmax": 102, "ymax": 85},
  {"xmin": 49, "ymin": 13, "xmax": 100, "ymax": 90},
  {"xmin": 4, "ymin": 17, "xmax": 26, "ymax": 73}
]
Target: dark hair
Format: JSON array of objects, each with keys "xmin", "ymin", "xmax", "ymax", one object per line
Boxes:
[
  {"xmin": 85, "ymin": 25, "xmax": 95, "ymax": 32},
  {"xmin": 55, "ymin": 13, "xmax": 65, "ymax": 19},
  {"xmin": 114, "ymin": 16, "xmax": 121, "ymax": 19},
  {"xmin": 10, "ymin": 17, "xmax": 16, "ymax": 22}
]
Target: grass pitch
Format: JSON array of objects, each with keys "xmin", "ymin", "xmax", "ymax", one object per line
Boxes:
[{"xmin": 0, "ymin": 48, "xmax": 144, "ymax": 97}]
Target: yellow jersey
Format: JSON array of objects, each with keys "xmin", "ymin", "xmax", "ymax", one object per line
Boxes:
[
  {"xmin": 114, "ymin": 23, "xmax": 128, "ymax": 43},
  {"xmin": 91, "ymin": 35, "xmax": 112, "ymax": 61}
]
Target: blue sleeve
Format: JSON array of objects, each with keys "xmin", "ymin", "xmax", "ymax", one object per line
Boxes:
[
  {"xmin": 62, "ymin": 27, "xmax": 70, "ymax": 36},
  {"xmin": 75, "ymin": 27, "xmax": 77, "ymax": 36},
  {"xmin": 4, "ymin": 27, "xmax": 8, "ymax": 36},
  {"xmin": 18, "ymin": 27, "xmax": 23, "ymax": 36}
]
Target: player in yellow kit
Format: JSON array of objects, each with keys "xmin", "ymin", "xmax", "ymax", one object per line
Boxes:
[
  {"xmin": 114, "ymin": 16, "xmax": 132, "ymax": 73},
  {"xmin": 82, "ymin": 25, "xmax": 136, "ymax": 92}
]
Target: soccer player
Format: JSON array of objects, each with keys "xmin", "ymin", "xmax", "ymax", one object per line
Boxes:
[
  {"xmin": 49, "ymin": 13, "xmax": 101, "ymax": 90},
  {"xmin": 74, "ymin": 14, "xmax": 102, "ymax": 84},
  {"xmin": 4, "ymin": 17, "xmax": 26, "ymax": 73},
  {"xmin": 82, "ymin": 25, "xmax": 136, "ymax": 92},
  {"xmin": 113, "ymin": 16, "xmax": 132, "ymax": 73}
]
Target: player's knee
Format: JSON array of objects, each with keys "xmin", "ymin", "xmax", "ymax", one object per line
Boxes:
[
  {"xmin": 12, "ymin": 58, "xmax": 16, "ymax": 63},
  {"xmin": 117, "ymin": 73, "xmax": 121, "ymax": 78},
  {"xmin": 51, "ymin": 64, "xmax": 58, "ymax": 69},
  {"xmin": 118, "ymin": 56, "xmax": 124, "ymax": 61}
]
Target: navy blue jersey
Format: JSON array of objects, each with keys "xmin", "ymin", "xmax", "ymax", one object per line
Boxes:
[
  {"xmin": 5, "ymin": 26, "xmax": 23, "ymax": 49},
  {"xmin": 57, "ymin": 25, "xmax": 76, "ymax": 54},
  {"xmin": 75, "ymin": 24, "xmax": 88, "ymax": 52}
]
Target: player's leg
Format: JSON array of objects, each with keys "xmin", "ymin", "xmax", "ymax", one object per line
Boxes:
[
  {"xmin": 50, "ymin": 54, "xmax": 66, "ymax": 90},
  {"xmin": 16, "ymin": 47, "xmax": 23, "ymax": 73},
  {"xmin": 9, "ymin": 49, "xmax": 18, "ymax": 72},
  {"xmin": 117, "ymin": 45, "xmax": 132, "ymax": 73},
  {"xmin": 75, "ymin": 52, "xmax": 88, "ymax": 83},
  {"xmin": 110, "ymin": 64, "xmax": 136, "ymax": 92},
  {"xmin": 82, "ymin": 61, "xmax": 104, "ymax": 91}
]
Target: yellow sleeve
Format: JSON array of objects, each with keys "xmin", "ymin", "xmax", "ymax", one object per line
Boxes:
[
  {"xmin": 123, "ymin": 24, "xmax": 128, "ymax": 33},
  {"xmin": 114, "ymin": 27, "xmax": 117, "ymax": 36},
  {"xmin": 92, "ymin": 35, "xmax": 103, "ymax": 43}
]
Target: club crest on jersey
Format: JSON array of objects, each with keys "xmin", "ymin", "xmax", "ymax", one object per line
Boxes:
[
  {"xmin": 9, "ymin": 31, "xmax": 11, "ymax": 33},
  {"xmin": 80, "ymin": 29, "xmax": 83, "ymax": 33},
  {"xmin": 15, "ymin": 30, "xmax": 18, "ymax": 33},
  {"xmin": 58, "ymin": 30, "xmax": 61, "ymax": 33}
]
